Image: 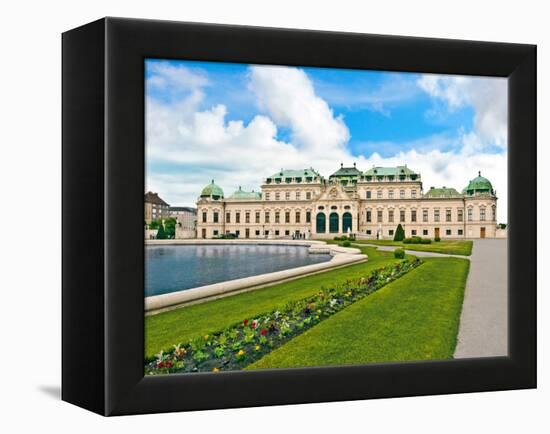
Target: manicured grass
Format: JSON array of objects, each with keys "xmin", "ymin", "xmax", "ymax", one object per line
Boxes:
[
  {"xmin": 145, "ymin": 246, "xmax": 399, "ymax": 359},
  {"xmin": 247, "ymin": 257, "xmax": 469, "ymax": 369},
  {"xmin": 354, "ymin": 239, "xmax": 473, "ymax": 256}
]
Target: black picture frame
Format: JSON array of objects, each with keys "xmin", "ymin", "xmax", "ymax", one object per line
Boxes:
[{"xmin": 62, "ymin": 17, "xmax": 536, "ymax": 416}]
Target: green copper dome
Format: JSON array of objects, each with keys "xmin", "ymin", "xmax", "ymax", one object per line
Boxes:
[
  {"xmin": 200, "ymin": 180, "xmax": 224, "ymax": 200},
  {"xmin": 464, "ymin": 171, "xmax": 494, "ymax": 196}
]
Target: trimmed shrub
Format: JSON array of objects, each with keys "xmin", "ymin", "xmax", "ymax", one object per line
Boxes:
[
  {"xmin": 420, "ymin": 238, "xmax": 431, "ymax": 244},
  {"xmin": 342, "ymin": 240, "xmax": 351, "ymax": 247},
  {"xmin": 156, "ymin": 226, "xmax": 166, "ymax": 239},
  {"xmin": 394, "ymin": 248, "xmax": 405, "ymax": 259},
  {"xmin": 434, "ymin": 236, "xmax": 441, "ymax": 242},
  {"xmin": 394, "ymin": 224, "xmax": 405, "ymax": 241}
]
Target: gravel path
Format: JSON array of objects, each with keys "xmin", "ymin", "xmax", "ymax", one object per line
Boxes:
[{"xmin": 354, "ymin": 240, "xmax": 508, "ymax": 358}]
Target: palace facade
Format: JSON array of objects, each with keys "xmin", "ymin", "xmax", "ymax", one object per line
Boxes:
[{"xmin": 196, "ymin": 164, "xmax": 499, "ymax": 240}]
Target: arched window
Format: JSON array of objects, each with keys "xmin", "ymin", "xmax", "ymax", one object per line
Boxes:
[
  {"xmin": 329, "ymin": 212, "xmax": 339, "ymax": 233},
  {"xmin": 316, "ymin": 212, "xmax": 326, "ymax": 233},
  {"xmin": 342, "ymin": 212, "xmax": 352, "ymax": 233}
]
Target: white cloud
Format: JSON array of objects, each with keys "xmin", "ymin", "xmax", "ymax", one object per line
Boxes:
[
  {"xmin": 417, "ymin": 74, "xmax": 508, "ymax": 150},
  {"xmin": 248, "ymin": 65, "xmax": 350, "ymax": 153},
  {"xmin": 146, "ymin": 64, "xmax": 508, "ymax": 222}
]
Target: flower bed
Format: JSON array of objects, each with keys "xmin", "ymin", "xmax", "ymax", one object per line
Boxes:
[{"xmin": 145, "ymin": 258, "xmax": 422, "ymax": 374}]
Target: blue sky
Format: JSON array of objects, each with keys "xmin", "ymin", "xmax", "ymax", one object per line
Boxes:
[{"xmin": 145, "ymin": 59, "xmax": 508, "ymax": 221}]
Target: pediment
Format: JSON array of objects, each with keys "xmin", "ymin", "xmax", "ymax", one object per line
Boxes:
[{"xmin": 316, "ymin": 185, "xmax": 352, "ymax": 201}]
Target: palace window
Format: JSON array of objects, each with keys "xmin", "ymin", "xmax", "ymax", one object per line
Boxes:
[
  {"xmin": 446, "ymin": 209, "xmax": 452, "ymax": 222},
  {"xmin": 492, "ymin": 205, "xmax": 496, "ymax": 221},
  {"xmin": 366, "ymin": 210, "xmax": 372, "ymax": 223},
  {"xmin": 458, "ymin": 209, "xmax": 463, "ymax": 222},
  {"xmin": 388, "ymin": 210, "xmax": 394, "ymax": 223},
  {"xmin": 364, "ymin": 191, "xmax": 370, "ymax": 199},
  {"xmin": 213, "ymin": 212, "xmax": 219, "ymax": 223},
  {"xmin": 306, "ymin": 211, "xmax": 311, "ymax": 223},
  {"xmin": 400, "ymin": 209, "xmax": 405, "ymax": 222},
  {"xmin": 400, "ymin": 189, "xmax": 405, "ymax": 199},
  {"xmin": 318, "ymin": 206, "xmax": 324, "ymax": 210},
  {"xmin": 202, "ymin": 211, "xmax": 207, "ymax": 223},
  {"xmin": 296, "ymin": 191, "xmax": 301, "ymax": 200},
  {"xmin": 434, "ymin": 209, "xmax": 440, "ymax": 222},
  {"xmin": 306, "ymin": 192, "xmax": 312, "ymax": 200},
  {"xmin": 412, "ymin": 190, "xmax": 417, "ymax": 198},
  {"xmin": 377, "ymin": 190, "xmax": 382, "ymax": 199},
  {"xmin": 411, "ymin": 210, "xmax": 417, "ymax": 222},
  {"xmin": 265, "ymin": 193, "xmax": 270, "ymax": 201},
  {"xmin": 446, "ymin": 229, "xmax": 452, "ymax": 236},
  {"xmin": 255, "ymin": 230, "xmax": 260, "ymax": 236},
  {"xmin": 412, "ymin": 229, "xmax": 417, "ymax": 236},
  {"xmin": 236, "ymin": 212, "xmax": 241, "ymax": 223},
  {"xmin": 389, "ymin": 229, "xmax": 394, "ymax": 236},
  {"xmin": 265, "ymin": 211, "xmax": 270, "ymax": 223},
  {"xmin": 468, "ymin": 208, "xmax": 473, "ymax": 221},
  {"xmin": 285, "ymin": 211, "xmax": 290, "ymax": 223},
  {"xmin": 275, "ymin": 211, "xmax": 280, "ymax": 223},
  {"xmin": 213, "ymin": 230, "xmax": 219, "ymax": 236},
  {"xmin": 296, "ymin": 211, "xmax": 301, "ymax": 223},
  {"xmin": 285, "ymin": 192, "xmax": 290, "ymax": 200},
  {"xmin": 226, "ymin": 212, "xmax": 231, "ymax": 223},
  {"xmin": 275, "ymin": 230, "xmax": 280, "ymax": 236},
  {"xmin": 366, "ymin": 229, "xmax": 372, "ymax": 235},
  {"xmin": 423, "ymin": 229, "xmax": 428, "ymax": 236},
  {"xmin": 458, "ymin": 229, "xmax": 463, "ymax": 236},
  {"xmin": 377, "ymin": 210, "xmax": 383, "ymax": 222},
  {"xmin": 275, "ymin": 192, "xmax": 280, "ymax": 200},
  {"xmin": 245, "ymin": 212, "xmax": 250, "ymax": 223},
  {"xmin": 388, "ymin": 190, "xmax": 394, "ymax": 199},
  {"xmin": 480, "ymin": 207, "xmax": 486, "ymax": 221},
  {"xmin": 255, "ymin": 211, "xmax": 260, "ymax": 224},
  {"xmin": 285, "ymin": 230, "xmax": 290, "ymax": 236},
  {"xmin": 423, "ymin": 209, "xmax": 428, "ymax": 222}
]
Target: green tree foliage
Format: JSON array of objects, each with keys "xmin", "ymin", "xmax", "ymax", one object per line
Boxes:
[
  {"xmin": 394, "ymin": 224, "xmax": 405, "ymax": 241},
  {"xmin": 156, "ymin": 223, "xmax": 167, "ymax": 239}
]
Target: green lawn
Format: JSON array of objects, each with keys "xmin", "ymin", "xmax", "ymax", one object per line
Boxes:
[
  {"xmin": 353, "ymin": 239, "xmax": 473, "ymax": 256},
  {"xmin": 247, "ymin": 257, "xmax": 469, "ymax": 370},
  {"xmin": 145, "ymin": 246, "xmax": 399, "ymax": 359}
]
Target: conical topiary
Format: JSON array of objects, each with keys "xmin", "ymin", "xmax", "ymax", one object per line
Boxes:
[{"xmin": 394, "ymin": 224, "xmax": 405, "ymax": 241}]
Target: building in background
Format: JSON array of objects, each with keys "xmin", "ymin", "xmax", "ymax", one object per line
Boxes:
[
  {"xmin": 170, "ymin": 206, "xmax": 197, "ymax": 239},
  {"xmin": 144, "ymin": 192, "xmax": 170, "ymax": 224},
  {"xmin": 196, "ymin": 165, "xmax": 500, "ymax": 240}
]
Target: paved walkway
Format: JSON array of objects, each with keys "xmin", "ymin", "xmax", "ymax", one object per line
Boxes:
[
  {"xmin": 354, "ymin": 240, "xmax": 508, "ymax": 358},
  {"xmin": 454, "ymin": 239, "xmax": 508, "ymax": 358}
]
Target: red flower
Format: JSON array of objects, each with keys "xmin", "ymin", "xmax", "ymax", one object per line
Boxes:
[
  {"xmin": 244, "ymin": 319, "xmax": 249, "ymax": 326},
  {"xmin": 157, "ymin": 361, "xmax": 165, "ymax": 369},
  {"xmin": 165, "ymin": 361, "xmax": 172, "ymax": 369},
  {"xmin": 251, "ymin": 321, "xmax": 257, "ymax": 329},
  {"xmin": 260, "ymin": 329, "xmax": 268, "ymax": 335}
]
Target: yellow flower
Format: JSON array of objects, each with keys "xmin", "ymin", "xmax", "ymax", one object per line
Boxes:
[
  {"xmin": 237, "ymin": 349, "xmax": 245, "ymax": 357},
  {"xmin": 212, "ymin": 367, "xmax": 220, "ymax": 373},
  {"xmin": 204, "ymin": 335, "xmax": 209, "ymax": 340},
  {"xmin": 255, "ymin": 345, "xmax": 261, "ymax": 351},
  {"xmin": 317, "ymin": 309, "xmax": 322, "ymax": 314}
]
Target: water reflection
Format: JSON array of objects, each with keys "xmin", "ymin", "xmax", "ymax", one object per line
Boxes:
[{"xmin": 145, "ymin": 244, "xmax": 331, "ymax": 296}]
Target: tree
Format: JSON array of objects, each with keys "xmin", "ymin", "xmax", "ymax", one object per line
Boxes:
[
  {"xmin": 163, "ymin": 217, "xmax": 177, "ymax": 239},
  {"xmin": 394, "ymin": 224, "xmax": 405, "ymax": 241},
  {"xmin": 156, "ymin": 223, "xmax": 166, "ymax": 239}
]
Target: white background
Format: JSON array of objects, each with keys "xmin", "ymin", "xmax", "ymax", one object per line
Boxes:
[{"xmin": 0, "ymin": 0, "xmax": 546, "ymax": 431}]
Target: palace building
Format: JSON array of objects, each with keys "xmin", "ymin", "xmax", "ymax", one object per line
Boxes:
[{"xmin": 196, "ymin": 164, "xmax": 499, "ymax": 240}]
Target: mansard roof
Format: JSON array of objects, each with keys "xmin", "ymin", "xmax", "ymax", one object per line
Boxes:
[
  {"xmin": 424, "ymin": 186, "xmax": 462, "ymax": 198},
  {"xmin": 330, "ymin": 163, "xmax": 362, "ymax": 178},
  {"xmin": 363, "ymin": 165, "xmax": 418, "ymax": 177},
  {"xmin": 228, "ymin": 186, "xmax": 262, "ymax": 200},
  {"xmin": 144, "ymin": 191, "xmax": 169, "ymax": 206}
]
